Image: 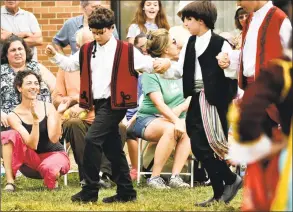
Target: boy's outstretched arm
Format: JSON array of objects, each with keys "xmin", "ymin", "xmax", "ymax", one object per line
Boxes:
[
  {"xmin": 46, "ymin": 44, "xmax": 80, "ymax": 72},
  {"xmin": 133, "ymin": 47, "xmax": 172, "ymax": 74}
]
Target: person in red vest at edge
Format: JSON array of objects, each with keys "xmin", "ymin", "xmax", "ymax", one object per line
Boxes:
[
  {"xmin": 222, "ymin": 0, "xmax": 291, "ymax": 129},
  {"xmin": 45, "ymin": 7, "xmax": 173, "ymax": 203},
  {"xmin": 221, "ymin": 0, "xmax": 292, "ymax": 211},
  {"xmin": 228, "ymin": 1, "xmax": 293, "ymax": 210}
]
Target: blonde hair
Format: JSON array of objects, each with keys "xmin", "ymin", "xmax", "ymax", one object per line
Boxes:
[{"xmin": 146, "ymin": 29, "xmax": 170, "ymax": 58}]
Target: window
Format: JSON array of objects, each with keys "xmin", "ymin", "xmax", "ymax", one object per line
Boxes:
[{"xmin": 117, "ymin": 1, "xmax": 238, "ymax": 40}]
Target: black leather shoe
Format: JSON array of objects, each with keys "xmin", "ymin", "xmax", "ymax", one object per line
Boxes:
[
  {"xmin": 222, "ymin": 175, "xmax": 243, "ymax": 203},
  {"xmin": 195, "ymin": 197, "xmax": 222, "ymax": 207},
  {"xmin": 102, "ymin": 194, "xmax": 137, "ymax": 203},
  {"xmin": 71, "ymin": 189, "xmax": 99, "ymax": 203}
]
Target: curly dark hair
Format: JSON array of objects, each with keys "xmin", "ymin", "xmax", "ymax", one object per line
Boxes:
[
  {"xmin": 88, "ymin": 7, "xmax": 115, "ymax": 30},
  {"xmin": 1, "ymin": 35, "xmax": 33, "ymax": 64},
  {"xmin": 234, "ymin": 7, "xmax": 248, "ymax": 30},
  {"xmin": 181, "ymin": 1, "xmax": 217, "ymax": 30},
  {"xmin": 14, "ymin": 70, "xmax": 42, "ymax": 97}
]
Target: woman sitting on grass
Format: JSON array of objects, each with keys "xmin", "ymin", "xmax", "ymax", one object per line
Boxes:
[
  {"xmin": 1, "ymin": 70, "xmax": 70, "ymax": 192},
  {"xmin": 129, "ymin": 29, "xmax": 191, "ymax": 189}
]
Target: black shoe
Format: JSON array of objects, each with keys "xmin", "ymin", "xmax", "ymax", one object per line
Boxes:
[
  {"xmin": 71, "ymin": 189, "xmax": 99, "ymax": 203},
  {"xmin": 195, "ymin": 197, "xmax": 223, "ymax": 207},
  {"xmin": 102, "ymin": 194, "xmax": 136, "ymax": 203},
  {"xmin": 222, "ymin": 175, "xmax": 243, "ymax": 203}
]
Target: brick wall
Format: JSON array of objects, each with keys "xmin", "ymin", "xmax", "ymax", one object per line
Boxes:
[{"xmin": 17, "ymin": 1, "xmax": 111, "ymax": 74}]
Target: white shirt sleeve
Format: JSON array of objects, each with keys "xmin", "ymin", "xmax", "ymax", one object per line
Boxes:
[
  {"xmin": 127, "ymin": 24, "xmax": 140, "ymax": 39},
  {"xmin": 159, "ymin": 41, "xmax": 186, "ymax": 79},
  {"xmin": 222, "ymin": 41, "xmax": 239, "ymax": 79},
  {"xmin": 133, "ymin": 47, "xmax": 154, "ymax": 73},
  {"xmin": 49, "ymin": 52, "xmax": 80, "ymax": 72},
  {"xmin": 228, "ymin": 134, "xmax": 272, "ymax": 164},
  {"xmin": 28, "ymin": 12, "xmax": 41, "ymax": 33},
  {"xmin": 280, "ymin": 17, "xmax": 292, "ymax": 49}
]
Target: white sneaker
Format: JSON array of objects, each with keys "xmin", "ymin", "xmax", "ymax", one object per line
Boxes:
[
  {"xmin": 169, "ymin": 175, "xmax": 190, "ymax": 188},
  {"xmin": 147, "ymin": 176, "xmax": 170, "ymax": 189}
]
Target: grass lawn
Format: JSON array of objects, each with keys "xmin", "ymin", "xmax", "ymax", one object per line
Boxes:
[{"xmin": 1, "ymin": 173, "xmax": 242, "ymax": 211}]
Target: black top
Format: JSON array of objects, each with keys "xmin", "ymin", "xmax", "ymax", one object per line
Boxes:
[
  {"xmin": 12, "ymin": 102, "xmax": 64, "ymax": 154},
  {"xmin": 183, "ymin": 33, "xmax": 237, "ymax": 107}
]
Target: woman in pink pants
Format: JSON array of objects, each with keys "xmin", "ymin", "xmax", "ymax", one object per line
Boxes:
[{"xmin": 2, "ymin": 70, "xmax": 70, "ymax": 192}]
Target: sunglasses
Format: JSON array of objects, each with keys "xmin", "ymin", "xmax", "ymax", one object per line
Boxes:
[
  {"xmin": 172, "ymin": 38, "xmax": 177, "ymax": 45},
  {"xmin": 238, "ymin": 14, "xmax": 248, "ymax": 21}
]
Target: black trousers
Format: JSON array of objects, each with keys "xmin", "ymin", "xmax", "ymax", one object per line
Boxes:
[
  {"xmin": 62, "ymin": 119, "xmax": 112, "ymax": 182},
  {"xmin": 186, "ymin": 93, "xmax": 236, "ymax": 198},
  {"xmin": 82, "ymin": 98, "xmax": 136, "ymax": 196}
]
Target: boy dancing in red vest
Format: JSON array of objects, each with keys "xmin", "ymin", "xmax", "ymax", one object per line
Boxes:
[
  {"xmin": 46, "ymin": 7, "xmax": 171, "ymax": 203},
  {"xmin": 228, "ymin": 0, "xmax": 293, "ymax": 210},
  {"xmin": 237, "ymin": 0, "xmax": 291, "ymax": 125}
]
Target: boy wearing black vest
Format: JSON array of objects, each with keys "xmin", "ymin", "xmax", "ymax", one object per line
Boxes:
[
  {"xmin": 171, "ymin": 1, "xmax": 243, "ymax": 207},
  {"xmin": 46, "ymin": 7, "xmax": 171, "ymax": 203}
]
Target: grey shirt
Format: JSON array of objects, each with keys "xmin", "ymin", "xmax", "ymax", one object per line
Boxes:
[
  {"xmin": 52, "ymin": 15, "xmax": 119, "ymax": 55},
  {"xmin": 1, "ymin": 6, "xmax": 41, "ymax": 61}
]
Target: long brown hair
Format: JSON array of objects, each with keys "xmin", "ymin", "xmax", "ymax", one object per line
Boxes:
[{"xmin": 129, "ymin": 0, "xmax": 170, "ymax": 34}]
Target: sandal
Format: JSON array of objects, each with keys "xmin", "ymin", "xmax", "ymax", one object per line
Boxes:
[{"xmin": 4, "ymin": 183, "xmax": 16, "ymax": 192}]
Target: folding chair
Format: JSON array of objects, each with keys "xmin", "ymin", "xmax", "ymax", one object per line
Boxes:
[
  {"xmin": 63, "ymin": 139, "xmax": 79, "ymax": 186},
  {"xmin": 137, "ymin": 138, "xmax": 194, "ymax": 187}
]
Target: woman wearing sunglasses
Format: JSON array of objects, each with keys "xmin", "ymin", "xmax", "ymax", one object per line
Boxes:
[
  {"xmin": 233, "ymin": 7, "xmax": 248, "ymax": 50},
  {"xmin": 128, "ymin": 29, "xmax": 192, "ymax": 189}
]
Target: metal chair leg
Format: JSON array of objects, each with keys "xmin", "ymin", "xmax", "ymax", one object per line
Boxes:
[{"xmin": 63, "ymin": 139, "xmax": 68, "ymax": 186}]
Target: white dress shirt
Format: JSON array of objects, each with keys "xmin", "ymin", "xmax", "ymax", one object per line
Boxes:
[
  {"xmin": 243, "ymin": 1, "xmax": 292, "ymax": 77},
  {"xmin": 162, "ymin": 30, "xmax": 238, "ymax": 80},
  {"xmin": 50, "ymin": 35, "xmax": 155, "ymax": 100}
]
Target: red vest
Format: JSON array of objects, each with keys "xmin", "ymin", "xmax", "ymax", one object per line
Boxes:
[
  {"xmin": 239, "ymin": 6, "xmax": 286, "ymax": 89},
  {"xmin": 239, "ymin": 6, "xmax": 286, "ymax": 124},
  {"xmin": 79, "ymin": 40, "xmax": 138, "ymax": 110}
]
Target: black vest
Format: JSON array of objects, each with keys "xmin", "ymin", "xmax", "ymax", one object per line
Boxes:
[{"xmin": 183, "ymin": 33, "xmax": 237, "ymax": 108}]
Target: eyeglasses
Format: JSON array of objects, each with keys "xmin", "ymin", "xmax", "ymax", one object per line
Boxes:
[
  {"xmin": 90, "ymin": 28, "xmax": 106, "ymax": 36},
  {"xmin": 172, "ymin": 38, "xmax": 177, "ymax": 45},
  {"xmin": 238, "ymin": 14, "xmax": 248, "ymax": 21},
  {"xmin": 167, "ymin": 38, "xmax": 177, "ymax": 48}
]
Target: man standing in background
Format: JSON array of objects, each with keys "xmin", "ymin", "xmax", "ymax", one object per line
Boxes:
[
  {"xmin": 1, "ymin": 0, "xmax": 43, "ymax": 61},
  {"xmin": 52, "ymin": 0, "xmax": 119, "ymax": 55}
]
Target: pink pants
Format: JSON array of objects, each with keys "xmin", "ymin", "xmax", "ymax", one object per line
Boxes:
[{"xmin": 1, "ymin": 130, "xmax": 70, "ymax": 189}]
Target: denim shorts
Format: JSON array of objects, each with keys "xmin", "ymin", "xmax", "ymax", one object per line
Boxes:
[{"xmin": 127, "ymin": 115, "xmax": 158, "ymax": 139}]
